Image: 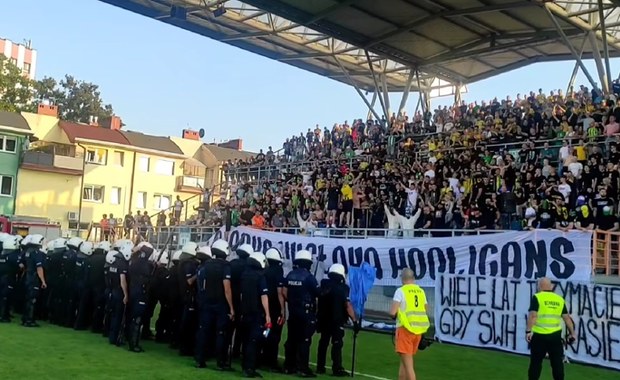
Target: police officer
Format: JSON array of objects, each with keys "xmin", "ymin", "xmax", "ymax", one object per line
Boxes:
[
  {"xmin": 194, "ymin": 239, "xmax": 234, "ymax": 371},
  {"xmin": 153, "ymin": 251, "xmax": 174, "ymax": 343},
  {"xmin": 141, "ymin": 249, "xmax": 161, "ymax": 341},
  {"xmin": 168, "ymin": 249, "xmax": 183, "ymax": 350},
  {"xmin": 283, "ymin": 249, "xmax": 320, "ymax": 377},
  {"xmin": 261, "ymin": 247, "xmax": 286, "ymax": 372},
  {"xmin": 60, "ymin": 237, "xmax": 83, "ymax": 327},
  {"xmin": 316, "ymin": 264, "xmax": 359, "ymax": 377},
  {"xmin": 0, "ymin": 235, "xmax": 24, "ymax": 323},
  {"xmin": 230, "ymin": 243, "xmax": 254, "ymax": 359},
  {"xmin": 45, "ymin": 238, "xmax": 66, "ymax": 325},
  {"xmin": 102, "ymin": 246, "xmax": 117, "ymax": 338},
  {"xmin": 240, "ymin": 252, "xmax": 271, "ymax": 378},
  {"xmin": 74, "ymin": 241, "xmax": 95, "ymax": 330},
  {"xmin": 526, "ymin": 277, "xmax": 576, "ymax": 380},
  {"xmin": 90, "ymin": 241, "xmax": 110, "ymax": 334},
  {"xmin": 107, "ymin": 241, "xmax": 132, "ymax": 346},
  {"xmin": 21, "ymin": 234, "xmax": 47, "ymax": 327},
  {"xmin": 127, "ymin": 241, "xmax": 155, "ymax": 353},
  {"xmin": 177, "ymin": 242, "xmax": 200, "ymax": 356}
]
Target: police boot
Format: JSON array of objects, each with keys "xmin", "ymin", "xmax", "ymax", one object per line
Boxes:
[
  {"xmin": 242, "ymin": 369, "xmax": 263, "ymax": 378},
  {"xmin": 332, "ymin": 369, "xmax": 350, "ymax": 377},
  {"xmin": 0, "ymin": 297, "xmax": 10, "ymax": 322},
  {"xmin": 297, "ymin": 369, "xmax": 317, "ymax": 378},
  {"xmin": 128, "ymin": 322, "xmax": 144, "ymax": 353}
]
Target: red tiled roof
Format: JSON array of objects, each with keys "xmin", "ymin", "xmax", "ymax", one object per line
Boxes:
[{"xmin": 59, "ymin": 121, "xmax": 130, "ymax": 146}]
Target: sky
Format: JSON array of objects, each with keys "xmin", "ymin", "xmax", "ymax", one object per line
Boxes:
[{"xmin": 2, "ymin": 0, "xmax": 620, "ymax": 153}]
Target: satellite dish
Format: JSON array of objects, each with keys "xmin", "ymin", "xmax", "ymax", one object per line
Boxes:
[{"xmin": 199, "ymin": 128, "xmax": 205, "ymax": 138}]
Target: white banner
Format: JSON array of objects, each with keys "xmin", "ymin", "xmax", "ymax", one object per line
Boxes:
[
  {"xmin": 206, "ymin": 227, "xmax": 592, "ymax": 286},
  {"xmin": 434, "ymin": 274, "xmax": 620, "ymax": 371}
]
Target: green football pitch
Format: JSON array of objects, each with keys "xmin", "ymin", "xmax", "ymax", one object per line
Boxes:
[{"xmin": 0, "ymin": 319, "xmax": 617, "ymax": 380}]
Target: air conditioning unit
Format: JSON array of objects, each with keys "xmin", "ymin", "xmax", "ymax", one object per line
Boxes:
[{"xmin": 67, "ymin": 212, "xmax": 78, "ymax": 222}]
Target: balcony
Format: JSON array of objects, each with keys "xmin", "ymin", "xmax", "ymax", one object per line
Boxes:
[
  {"xmin": 21, "ymin": 143, "xmax": 83, "ymax": 175},
  {"xmin": 176, "ymin": 175, "xmax": 205, "ymax": 193}
]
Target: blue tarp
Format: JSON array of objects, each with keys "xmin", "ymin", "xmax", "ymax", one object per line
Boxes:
[{"xmin": 348, "ymin": 263, "xmax": 377, "ymax": 319}]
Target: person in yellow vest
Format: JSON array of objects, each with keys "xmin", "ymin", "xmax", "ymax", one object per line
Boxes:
[
  {"xmin": 389, "ymin": 269, "xmax": 430, "ymax": 380},
  {"xmin": 526, "ymin": 277, "xmax": 576, "ymax": 380}
]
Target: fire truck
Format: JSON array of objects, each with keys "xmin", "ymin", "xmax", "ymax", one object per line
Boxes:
[{"xmin": 0, "ymin": 215, "xmax": 62, "ymax": 240}]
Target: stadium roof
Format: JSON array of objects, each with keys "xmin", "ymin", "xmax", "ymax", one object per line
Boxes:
[{"xmin": 99, "ymin": 0, "xmax": 620, "ymax": 93}]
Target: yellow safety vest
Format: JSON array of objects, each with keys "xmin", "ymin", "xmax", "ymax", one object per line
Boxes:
[
  {"xmin": 532, "ymin": 291, "xmax": 565, "ymax": 335},
  {"xmin": 397, "ymin": 284, "xmax": 430, "ymax": 335}
]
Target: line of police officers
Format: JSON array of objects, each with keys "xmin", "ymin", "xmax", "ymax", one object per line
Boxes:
[{"xmin": 0, "ymin": 232, "xmax": 360, "ymax": 378}]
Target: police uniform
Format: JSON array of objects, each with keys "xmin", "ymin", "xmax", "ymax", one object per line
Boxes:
[
  {"xmin": 102, "ymin": 252, "xmax": 115, "ymax": 338},
  {"xmin": 0, "ymin": 242, "xmax": 23, "ymax": 322},
  {"xmin": 527, "ymin": 291, "xmax": 568, "ymax": 380},
  {"xmin": 316, "ymin": 273, "xmax": 351, "ymax": 376},
  {"xmin": 45, "ymin": 244, "xmax": 65, "ymax": 325},
  {"xmin": 88, "ymin": 247, "xmax": 108, "ymax": 333},
  {"xmin": 240, "ymin": 253, "xmax": 269, "ymax": 378},
  {"xmin": 22, "ymin": 245, "xmax": 46, "ymax": 327},
  {"xmin": 261, "ymin": 256, "xmax": 285, "ymax": 371},
  {"xmin": 127, "ymin": 246, "xmax": 153, "ymax": 352},
  {"xmin": 177, "ymin": 255, "xmax": 199, "ymax": 356},
  {"xmin": 168, "ymin": 256, "xmax": 182, "ymax": 349},
  {"xmin": 107, "ymin": 252, "xmax": 129, "ymax": 346},
  {"xmin": 284, "ymin": 255, "xmax": 320, "ymax": 377},
  {"xmin": 60, "ymin": 245, "xmax": 79, "ymax": 327},
  {"xmin": 229, "ymin": 251, "xmax": 249, "ymax": 358},
  {"xmin": 195, "ymin": 255, "xmax": 232, "ymax": 369},
  {"xmin": 74, "ymin": 249, "xmax": 92, "ymax": 330},
  {"xmin": 152, "ymin": 261, "xmax": 174, "ymax": 342}
]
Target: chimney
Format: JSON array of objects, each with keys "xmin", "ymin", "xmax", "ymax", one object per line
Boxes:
[
  {"xmin": 182, "ymin": 129, "xmax": 199, "ymax": 141},
  {"xmin": 37, "ymin": 103, "xmax": 59, "ymax": 117},
  {"xmin": 88, "ymin": 115, "xmax": 99, "ymax": 126},
  {"xmin": 100, "ymin": 115, "xmax": 123, "ymax": 130},
  {"xmin": 217, "ymin": 139, "xmax": 243, "ymax": 151}
]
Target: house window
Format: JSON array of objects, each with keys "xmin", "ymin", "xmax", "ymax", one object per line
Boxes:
[
  {"xmin": 110, "ymin": 187, "xmax": 121, "ymax": 205},
  {"xmin": 83, "ymin": 185, "xmax": 104, "ymax": 203},
  {"xmin": 23, "ymin": 62, "xmax": 31, "ymax": 74},
  {"xmin": 9, "ymin": 57, "xmax": 17, "ymax": 65},
  {"xmin": 139, "ymin": 156, "xmax": 150, "ymax": 172},
  {"xmin": 136, "ymin": 191, "xmax": 147, "ymax": 209},
  {"xmin": 155, "ymin": 159, "xmax": 174, "ymax": 175},
  {"xmin": 86, "ymin": 148, "xmax": 107, "ymax": 165},
  {"xmin": 112, "ymin": 151, "xmax": 124, "ymax": 167},
  {"xmin": 153, "ymin": 194, "xmax": 171, "ymax": 210},
  {"xmin": 0, "ymin": 176, "xmax": 13, "ymax": 196},
  {"xmin": 0, "ymin": 136, "xmax": 17, "ymax": 153}
]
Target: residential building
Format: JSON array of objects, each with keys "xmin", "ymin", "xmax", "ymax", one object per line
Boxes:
[
  {"xmin": 0, "ymin": 111, "xmax": 33, "ymax": 215},
  {"xmin": 0, "ymin": 37, "xmax": 37, "ymax": 79}
]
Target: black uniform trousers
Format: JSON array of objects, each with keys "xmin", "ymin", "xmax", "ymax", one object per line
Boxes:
[
  {"xmin": 22, "ymin": 276, "xmax": 40, "ymax": 324},
  {"xmin": 74, "ymin": 281, "xmax": 93, "ymax": 330},
  {"xmin": 128, "ymin": 287, "xmax": 148, "ymax": 349},
  {"xmin": 284, "ymin": 313, "xmax": 316, "ymax": 373},
  {"xmin": 155, "ymin": 299, "xmax": 173, "ymax": 342},
  {"xmin": 317, "ymin": 324, "xmax": 345, "ymax": 372},
  {"xmin": 261, "ymin": 321, "xmax": 283, "ymax": 368},
  {"xmin": 241, "ymin": 314, "xmax": 264, "ymax": 372},
  {"xmin": 90, "ymin": 286, "xmax": 107, "ymax": 333},
  {"xmin": 195, "ymin": 303, "xmax": 229, "ymax": 366},
  {"xmin": 107, "ymin": 289, "xmax": 125, "ymax": 345},
  {"xmin": 102, "ymin": 287, "xmax": 113, "ymax": 337},
  {"xmin": 528, "ymin": 331, "xmax": 565, "ymax": 380},
  {"xmin": 0, "ymin": 274, "xmax": 15, "ymax": 320},
  {"xmin": 178, "ymin": 300, "xmax": 197, "ymax": 356}
]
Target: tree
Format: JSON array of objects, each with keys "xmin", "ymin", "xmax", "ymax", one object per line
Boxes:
[
  {"xmin": 33, "ymin": 74, "xmax": 114, "ymax": 123},
  {"xmin": 0, "ymin": 56, "xmax": 35, "ymax": 113}
]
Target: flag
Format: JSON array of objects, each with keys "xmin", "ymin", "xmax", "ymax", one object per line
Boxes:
[{"xmin": 348, "ymin": 262, "xmax": 377, "ymax": 319}]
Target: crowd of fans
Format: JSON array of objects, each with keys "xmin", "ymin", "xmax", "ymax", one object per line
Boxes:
[{"xmin": 195, "ymin": 84, "xmax": 620, "ymax": 235}]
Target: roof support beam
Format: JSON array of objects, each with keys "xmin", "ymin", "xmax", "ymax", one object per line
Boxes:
[
  {"xmin": 566, "ymin": 33, "xmax": 589, "ymax": 95},
  {"xmin": 398, "ymin": 70, "xmax": 415, "ymax": 116},
  {"xmin": 545, "ymin": 6, "xmax": 599, "ymax": 90},
  {"xmin": 597, "ymin": 0, "xmax": 613, "ymax": 93},
  {"xmin": 365, "ymin": 50, "xmax": 389, "ymax": 119},
  {"xmin": 333, "ymin": 56, "xmax": 382, "ymax": 123}
]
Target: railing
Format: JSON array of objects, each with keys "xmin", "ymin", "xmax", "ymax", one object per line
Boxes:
[
  {"xmin": 21, "ymin": 150, "xmax": 83, "ymax": 172},
  {"xmin": 592, "ymin": 229, "xmax": 620, "ymax": 276},
  {"xmin": 175, "ymin": 175, "xmax": 205, "ymax": 192}
]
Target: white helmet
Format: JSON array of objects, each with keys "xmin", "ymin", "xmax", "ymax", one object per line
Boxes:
[
  {"xmin": 2, "ymin": 235, "xmax": 21, "ymax": 250},
  {"xmin": 197, "ymin": 245, "xmax": 212, "ymax": 259},
  {"xmin": 80, "ymin": 241, "xmax": 94, "ymax": 256},
  {"xmin": 22, "ymin": 234, "xmax": 45, "ymax": 247},
  {"xmin": 113, "ymin": 239, "xmax": 134, "ymax": 250},
  {"xmin": 329, "ymin": 263, "xmax": 346, "ymax": 278},
  {"xmin": 171, "ymin": 249, "xmax": 183, "ymax": 262},
  {"xmin": 265, "ymin": 247, "xmax": 283, "ymax": 262},
  {"xmin": 20, "ymin": 234, "xmax": 31, "ymax": 246},
  {"xmin": 45, "ymin": 240, "xmax": 55, "ymax": 253},
  {"xmin": 294, "ymin": 249, "xmax": 312, "ymax": 262},
  {"xmin": 67, "ymin": 237, "xmax": 84, "ymax": 249},
  {"xmin": 117, "ymin": 244, "xmax": 132, "ymax": 261},
  {"xmin": 136, "ymin": 241, "xmax": 154, "ymax": 251},
  {"xmin": 159, "ymin": 251, "xmax": 170, "ymax": 265},
  {"xmin": 149, "ymin": 249, "xmax": 160, "ymax": 263},
  {"xmin": 105, "ymin": 251, "xmax": 116, "ymax": 265},
  {"xmin": 249, "ymin": 252, "xmax": 267, "ymax": 269},
  {"xmin": 0, "ymin": 232, "xmax": 9, "ymax": 243},
  {"xmin": 51, "ymin": 238, "xmax": 67, "ymax": 250},
  {"xmin": 236, "ymin": 243, "xmax": 253, "ymax": 258},
  {"xmin": 95, "ymin": 241, "xmax": 111, "ymax": 252},
  {"xmin": 181, "ymin": 242, "xmax": 198, "ymax": 256},
  {"xmin": 211, "ymin": 239, "xmax": 230, "ymax": 257}
]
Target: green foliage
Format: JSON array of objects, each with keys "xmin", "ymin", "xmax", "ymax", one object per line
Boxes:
[
  {"xmin": 33, "ymin": 74, "xmax": 114, "ymax": 123},
  {"xmin": 0, "ymin": 56, "xmax": 35, "ymax": 113}
]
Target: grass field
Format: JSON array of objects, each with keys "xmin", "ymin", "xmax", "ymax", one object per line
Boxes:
[{"xmin": 0, "ymin": 318, "xmax": 617, "ymax": 380}]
